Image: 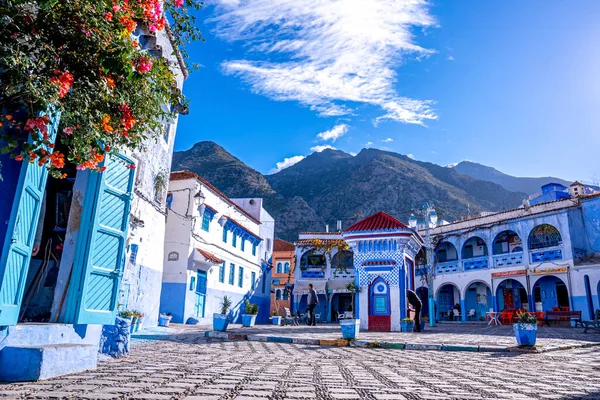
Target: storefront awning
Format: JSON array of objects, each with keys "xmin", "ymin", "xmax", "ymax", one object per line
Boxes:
[
  {"xmin": 294, "ymin": 281, "xmax": 326, "ymax": 295},
  {"xmin": 327, "ymin": 280, "xmax": 352, "ymax": 294}
]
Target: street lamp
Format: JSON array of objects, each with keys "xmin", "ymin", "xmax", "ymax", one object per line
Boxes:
[
  {"xmin": 194, "ymin": 189, "xmax": 206, "ymax": 215},
  {"xmin": 408, "ymin": 202, "xmax": 437, "ymax": 327}
]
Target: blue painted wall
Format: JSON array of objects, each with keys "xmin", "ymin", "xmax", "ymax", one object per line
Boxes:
[{"xmin": 159, "ymin": 282, "xmax": 186, "ymax": 323}]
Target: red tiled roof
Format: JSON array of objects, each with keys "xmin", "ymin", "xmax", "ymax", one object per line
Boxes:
[
  {"xmin": 295, "ymin": 239, "xmax": 347, "ymax": 246},
  {"xmin": 196, "ymin": 248, "xmax": 222, "ymax": 264},
  {"xmin": 344, "ymin": 212, "xmax": 408, "ymax": 233},
  {"xmin": 362, "ymin": 260, "xmax": 397, "ymax": 266},
  {"xmin": 298, "ymin": 231, "xmax": 341, "ymax": 235},
  {"xmin": 170, "ymin": 170, "xmax": 260, "ymax": 225},
  {"xmin": 274, "ymin": 239, "xmax": 295, "ymax": 252}
]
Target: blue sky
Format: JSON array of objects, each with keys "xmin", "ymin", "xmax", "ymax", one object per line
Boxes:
[{"xmin": 175, "ymin": 1, "xmax": 600, "ymax": 182}]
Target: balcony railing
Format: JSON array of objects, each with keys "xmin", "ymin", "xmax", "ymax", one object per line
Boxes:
[
  {"xmin": 530, "ymin": 246, "xmax": 563, "ymax": 263},
  {"xmin": 463, "ymin": 256, "xmax": 489, "ymax": 271},
  {"xmin": 435, "ymin": 261, "xmax": 460, "ymax": 274},
  {"xmin": 493, "ymin": 252, "xmax": 524, "ymax": 268},
  {"xmin": 300, "ymin": 267, "xmax": 326, "ymax": 279},
  {"xmin": 330, "ymin": 268, "xmax": 355, "ymax": 280}
]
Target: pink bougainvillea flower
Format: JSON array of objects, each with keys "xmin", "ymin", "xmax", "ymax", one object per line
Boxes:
[
  {"xmin": 63, "ymin": 127, "xmax": 74, "ymax": 135},
  {"xmin": 175, "ymin": 0, "xmax": 183, "ymax": 7},
  {"xmin": 112, "ymin": 4, "xmax": 121, "ymax": 12},
  {"xmin": 135, "ymin": 56, "xmax": 153, "ymax": 74},
  {"xmin": 105, "ymin": 12, "xmax": 113, "ymax": 21},
  {"xmin": 15, "ymin": 155, "xmax": 24, "ymax": 162}
]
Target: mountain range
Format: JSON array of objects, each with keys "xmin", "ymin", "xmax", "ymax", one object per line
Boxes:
[{"xmin": 171, "ymin": 141, "xmax": 570, "ymax": 241}]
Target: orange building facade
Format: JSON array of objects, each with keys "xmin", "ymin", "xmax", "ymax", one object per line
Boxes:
[{"xmin": 271, "ymin": 239, "xmax": 295, "ymax": 317}]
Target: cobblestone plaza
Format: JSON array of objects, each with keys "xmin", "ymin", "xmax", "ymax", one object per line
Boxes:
[{"xmin": 2, "ymin": 325, "xmax": 600, "ymax": 400}]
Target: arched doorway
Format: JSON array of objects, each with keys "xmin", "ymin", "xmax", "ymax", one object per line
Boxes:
[
  {"xmin": 368, "ymin": 277, "xmax": 391, "ymax": 332},
  {"xmin": 464, "ymin": 281, "xmax": 492, "ymax": 321},
  {"xmin": 493, "ymin": 230, "xmax": 523, "ymax": 254},
  {"xmin": 462, "ymin": 236, "xmax": 489, "ymax": 270},
  {"xmin": 496, "ymin": 279, "xmax": 527, "ymax": 311},
  {"xmin": 436, "ymin": 283, "xmax": 460, "ymax": 321},
  {"xmin": 533, "ymin": 275, "xmax": 569, "ymax": 312}
]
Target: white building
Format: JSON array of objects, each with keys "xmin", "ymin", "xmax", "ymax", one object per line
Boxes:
[
  {"xmin": 161, "ymin": 171, "xmax": 264, "ymax": 324},
  {"xmin": 419, "ymin": 189, "xmax": 600, "ymax": 322}
]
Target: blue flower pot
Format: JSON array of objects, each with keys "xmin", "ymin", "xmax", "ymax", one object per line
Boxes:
[
  {"xmin": 401, "ymin": 321, "xmax": 414, "ymax": 332},
  {"xmin": 420, "ymin": 321, "xmax": 425, "ymax": 332},
  {"xmin": 272, "ymin": 316, "xmax": 282, "ymax": 325},
  {"xmin": 158, "ymin": 315, "xmax": 171, "ymax": 327},
  {"xmin": 213, "ymin": 313, "xmax": 229, "ymax": 332},
  {"xmin": 242, "ymin": 314, "xmax": 257, "ymax": 327},
  {"xmin": 340, "ymin": 319, "xmax": 360, "ymax": 339},
  {"xmin": 513, "ymin": 323, "xmax": 537, "ymax": 346}
]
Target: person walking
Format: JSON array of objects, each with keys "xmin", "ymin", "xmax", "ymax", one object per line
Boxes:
[
  {"xmin": 308, "ymin": 283, "xmax": 319, "ymax": 326},
  {"xmin": 406, "ymin": 289, "xmax": 422, "ymax": 332}
]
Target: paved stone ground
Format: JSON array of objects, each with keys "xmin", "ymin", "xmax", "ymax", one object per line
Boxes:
[
  {"xmin": 2, "ymin": 327, "xmax": 600, "ymax": 399},
  {"xmin": 222, "ymin": 323, "xmax": 600, "ymax": 349}
]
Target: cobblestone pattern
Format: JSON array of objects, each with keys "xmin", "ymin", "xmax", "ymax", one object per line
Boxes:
[
  {"xmin": 2, "ymin": 333, "xmax": 600, "ymax": 399},
  {"xmin": 222, "ymin": 323, "xmax": 600, "ymax": 349}
]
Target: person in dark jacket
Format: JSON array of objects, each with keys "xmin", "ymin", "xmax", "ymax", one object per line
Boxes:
[
  {"xmin": 307, "ymin": 284, "xmax": 319, "ymax": 326},
  {"xmin": 406, "ymin": 289, "xmax": 422, "ymax": 332}
]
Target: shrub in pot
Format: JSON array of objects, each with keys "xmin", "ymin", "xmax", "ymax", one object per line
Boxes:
[
  {"xmin": 400, "ymin": 318, "xmax": 414, "ymax": 332},
  {"xmin": 513, "ymin": 310, "xmax": 538, "ymax": 346},
  {"xmin": 213, "ymin": 296, "xmax": 232, "ymax": 331},
  {"xmin": 339, "ymin": 281, "xmax": 362, "ymax": 339},
  {"xmin": 242, "ymin": 299, "xmax": 259, "ymax": 327},
  {"xmin": 272, "ymin": 311, "xmax": 282, "ymax": 326},
  {"xmin": 158, "ymin": 313, "xmax": 172, "ymax": 327}
]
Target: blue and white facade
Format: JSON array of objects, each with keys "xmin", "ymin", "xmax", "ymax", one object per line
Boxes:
[
  {"xmin": 421, "ymin": 187, "xmax": 600, "ymax": 322},
  {"xmin": 293, "ymin": 232, "xmax": 355, "ymax": 323},
  {"xmin": 0, "ymin": 26, "xmax": 185, "ymax": 381},
  {"xmin": 161, "ymin": 171, "xmax": 266, "ymax": 325}
]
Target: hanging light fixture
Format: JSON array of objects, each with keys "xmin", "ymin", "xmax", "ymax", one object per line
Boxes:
[{"xmin": 408, "ymin": 213, "xmax": 417, "ymax": 229}]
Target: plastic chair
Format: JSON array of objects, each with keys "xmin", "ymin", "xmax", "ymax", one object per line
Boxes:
[
  {"xmin": 468, "ymin": 309, "xmax": 476, "ymax": 321},
  {"xmin": 500, "ymin": 311, "xmax": 513, "ymax": 325}
]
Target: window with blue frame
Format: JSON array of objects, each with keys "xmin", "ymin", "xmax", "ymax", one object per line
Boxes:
[
  {"xmin": 232, "ymin": 234, "xmax": 237, "ymax": 248},
  {"xmin": 252, "ymin": 243, "xmax": 257, "ymax": 256},
  {"xmin": 223, "ymin": 229, "xmax": 228, "ymax": 243},
  {"xmin": 229, "ymin": 263, "xmax": 235, "ymax": 285},
  {"xmin": 241, "ymin": 238, "xmax": 245, "ymax": 252},
  {"xmin": 276, "ymin": 262, "xmax": 282, "ymax": 273},
  {"xmin": 284, "ymin": 262, "xmax": 290, "ymax": 273},
  {"xmin": 201, "ymin": 212, "xmax": 211, "ymax": 231},
  {"xmin": 189, "ymin": 276, "xmax": 196, "ymax": 291},
  {"xmin": 251, "ymin": 271, "xmax": 256, "ymax": 288},
  {"xmin": 219, "ymin": 261, "xmax": 225, "ymax": 283},
  {"xmin": 238, "ymin": 266, "xmax": 244, "ymax": 287}
]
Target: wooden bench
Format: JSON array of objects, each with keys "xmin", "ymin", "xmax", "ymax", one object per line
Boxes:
[
  {"xmin": 583, "ymin": 310, "xmax": 600, "ymax": 333},
  {"xmin": 544, "ymin": 311, "xmax": 583, "ymax": 327}
]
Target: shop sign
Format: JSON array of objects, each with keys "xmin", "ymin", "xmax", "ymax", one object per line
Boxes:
[
  {"xmin": 491, "ymin": 269, "xmax": 527, "ymax": 278},
  {"xmin": 532, "ymin": 267, "xmax": 568, "ymax": 275}
]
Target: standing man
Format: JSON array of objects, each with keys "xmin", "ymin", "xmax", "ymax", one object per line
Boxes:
[
  {"xmin": 308, "ymin": 283, "xmax": 319, "ymax": 326},
  {"xmin": 406, "ymin": 289, "xmax": 422, "ymax": 332}
]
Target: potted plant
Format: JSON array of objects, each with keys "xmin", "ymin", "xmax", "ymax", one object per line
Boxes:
[
  {"xmin": 513, "ymin": 310, "xmax": 538, "ymax": 346},
  {"xmin": 272, "ymin": 311, "xmax": 282, "ymax": 326},
  {"xmin": 213, "ymin": 296, "xmax": 232, "ymax": 332},
  {"xmin": 158, "ymin": 312, "xmax": 172, "ymax": 327},
  {"xmin": 401, "ymin": 318, "xmax": 414, "ymax": 332},
  {"xmin": 339, "ymin": 281, "xmax": 362, "ymax": 340},
  {"xmin": 242, "ymin": 299, "xmax": 259, "ymax": 327},
  {"xmin": 420, "ymin": 315, "xmax": 428, "ymax": 332}
]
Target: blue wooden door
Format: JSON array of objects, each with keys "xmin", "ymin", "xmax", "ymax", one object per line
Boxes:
[
  {"xmin": 0, "ymin": 114, "xmax": 59, "ymax": 326},
  {"xmin": 66, "ymin": 153, "xmax": 135, "ymax": 325},
  {"xmin": 194, "ymin": 270, "xmax": 207, "ymax": 318}
]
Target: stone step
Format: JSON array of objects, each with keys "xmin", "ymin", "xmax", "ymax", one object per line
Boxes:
[{"xmin": 0, "ymin": 343, "xmax": 97, "ymax": 382}]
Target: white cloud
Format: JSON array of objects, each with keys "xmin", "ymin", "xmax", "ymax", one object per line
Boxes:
[
  {"xmin": 407, "ymin": 153, "xmax": 415, "ymax": 159},
  {"xmin": 431, "ymin": 150, "xmax": 438, "ymax": 155},
  {"xmin": 316, "ymin": 124, "xmax": 349, "ymax": 142},
  {"xmin": 447, "ymin": 55, "xmax": 454, "ymax": 61},
  {"xmin": 382, "ymin": 137, "xmax": 393, "ymax": 143},
  {"xmin": 269, "ymin": 155, "xmax": 305, "ymax": 174},
  {"xmin": 310, "ymin": 144, "xmax": 336, "ymax": 153},
  {"xmin": 349, "ymin": 152, "xmax": 357, "ymax": 156},
  {"xmin": 365, "ymin": 141, "xmax": 374, "ymax": 147},
  {"xmin": 212, "ymin": 0, "xmax": 437, "ymax": 125}
]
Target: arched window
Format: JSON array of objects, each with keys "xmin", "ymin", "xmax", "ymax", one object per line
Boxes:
[
  {"xmin": 301, "ymin": 250, "xmax": 326, "ymax": 268},
  {"xmin": 461, "ymin": 237, "xmax": 488, "ymax": 259},
  {"xmin": 435, "ymin": 242, "xmax": 458, "ymax": 262},
  {"xmin": 282, "ymin": 288, "xmax": 289, "ymax": 300},
  {"xmin": 528, "ymin": 224, "xmax": 562, "ymax": 250},
  {"xmin": 276, "ymin": 262, "xmax": 283, "ymax": 274},
  {"xmin": 275, "ymin": 289, "xmax": 281, "ymax": 300},
  {"xmin": 331, "ymin": 250, "xmax": 354, "ymax": 270},
  {"xmin": 284, "ymin": 262, "xmax": 290, "ymax": 273},
  {"xmin": 493, "ymin": 230, "xmax": 522, "ymax": 255}
]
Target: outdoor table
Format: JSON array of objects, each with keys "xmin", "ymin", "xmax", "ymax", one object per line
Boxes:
[{"xmin": 486, "ymin": 311, "xmax": 501, "ymax": 325}]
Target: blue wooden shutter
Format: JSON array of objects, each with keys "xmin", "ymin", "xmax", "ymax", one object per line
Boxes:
[
  {"xmin": 0, "ymin": 114, "xmax": 59, "ymax": 326},
  {"xmin": 68, "ymin": 153, "xmax": 135, "ymax": 325}
]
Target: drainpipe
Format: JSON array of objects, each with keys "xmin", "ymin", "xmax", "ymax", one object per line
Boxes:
[
  {"xmin": 526, "ymin": 271, "xmax": 533, "ymax": 312},
  {"xmin": 567, "ymin": 266, "xmax": 574, "ymax": 311}
]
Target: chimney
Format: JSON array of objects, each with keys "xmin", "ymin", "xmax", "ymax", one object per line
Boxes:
[
  {"xmin": 337, "ymin": 220, "xmax": 342, "ymax": 231},
  {"xmin": 325, "ymin": 224, "xmax": 329, "ymax": 232}
]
